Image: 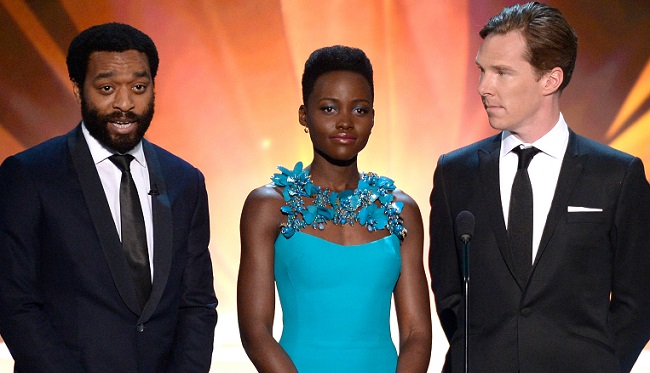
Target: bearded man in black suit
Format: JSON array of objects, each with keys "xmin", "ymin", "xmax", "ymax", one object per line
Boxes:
[{"xmin": 0, "ymin": 23, "xmax": 217, "ymax": 373}]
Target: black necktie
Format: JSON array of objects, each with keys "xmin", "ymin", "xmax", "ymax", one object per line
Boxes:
[
  {"xmin": 508, "ymin": 146, "xmax": 540, "ymax": 284},
  {"xmin": 109, "ymin": 154, "xmax": 152, "ymax": 310}
]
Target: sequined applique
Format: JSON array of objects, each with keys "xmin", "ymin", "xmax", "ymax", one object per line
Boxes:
[{"xmin": 271, "ymin": 162, "xmax": 407, "ymax": 240}]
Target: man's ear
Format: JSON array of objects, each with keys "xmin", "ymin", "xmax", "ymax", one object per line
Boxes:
[
  {"xmin": 72, "ymin": 81, "xmax": 83, "ymax": 104},
  {"xmin": 542, "ymin": 67, "xmax": 563, "ymax": 95}
]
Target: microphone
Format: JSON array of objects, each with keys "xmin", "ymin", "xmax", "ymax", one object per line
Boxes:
[
  {"xmin": 455, "ymin": 210, "xmax": 475, "ymax": 373},
  {"xmin": 148, "ymin": 184, "xmax": 159, "ymax": 196},
  {"xmin": 456, "ymin": 210, "xmax": 475, "ymax": 244}
]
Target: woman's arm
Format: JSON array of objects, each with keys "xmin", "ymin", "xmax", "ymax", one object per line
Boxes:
[
  {"xmin": 393, "ymin": 191, "xmax": 433, "ymax": 372},
  {"xmin": 237, "ymin": 186, "xmax": 298, "ymax": 373}
]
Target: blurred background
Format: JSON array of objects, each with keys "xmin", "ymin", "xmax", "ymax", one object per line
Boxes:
[{"xmin": 1, "ymin": 0, "xmax": 649, "ymax": 371}]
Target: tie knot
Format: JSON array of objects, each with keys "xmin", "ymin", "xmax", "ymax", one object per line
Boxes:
[
  {"xmin": 512, "ymin": 146, "xmax": 540, "ymax": 170},
  {"xmin": 109, "ymin": 154, "xmax": 135, "ymax": 172}
]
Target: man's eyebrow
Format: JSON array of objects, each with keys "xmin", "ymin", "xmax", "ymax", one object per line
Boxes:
[{"xmin": 92, "ymin": 70, "xmax": 150, "ymax": 82}]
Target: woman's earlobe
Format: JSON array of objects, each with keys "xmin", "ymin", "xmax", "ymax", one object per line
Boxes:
[{"xmin": 298, "ymin": 105, "xmax": 307, "ymax": 125}]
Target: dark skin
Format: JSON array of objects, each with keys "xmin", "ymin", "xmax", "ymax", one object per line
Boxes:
[
  {"xmin": 72, "ymin": 50, "xmax": 154, "ymax": 153},
  {"xmin": 237, "ymin": 70, "xmax": 432, "ymax": 372}
]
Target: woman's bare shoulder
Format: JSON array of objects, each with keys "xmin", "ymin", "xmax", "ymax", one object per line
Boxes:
[
  {"xmin": 247, "ymin": 183, "xmax": 284, "ymax": 200},
  {"xmin": 392, "ymin": 188, "xmax": 419, "ymax": 211},
  {"xmin": 241, "ymin": 183, "xmax": 287, "ymax": 239},
  {"xmin": 243, "ymin": 183, "xmax": 285, "ymax": 213}
]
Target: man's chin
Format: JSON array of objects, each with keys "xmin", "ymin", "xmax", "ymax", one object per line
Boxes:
[
  {"xmin": 86, "ymin": 123, "xmax": 142, "ymax": 153},
  {"xmin": 106, "ymin": 133, "xmax": 143, "ymax": 154},
  {"xmin": 84, "ymin": 118, "xmax": 150, "ymax": 153},
  {"xmin": 487, "ymin": 120, "xmax": 506, "ymax": 132}
]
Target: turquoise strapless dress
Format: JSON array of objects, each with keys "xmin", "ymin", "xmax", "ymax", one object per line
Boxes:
[{"xmin": 274, "ymin": 231, "xmax": 401, "ymax": 372}]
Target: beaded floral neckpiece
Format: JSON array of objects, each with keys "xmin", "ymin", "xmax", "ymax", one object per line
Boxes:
[{"xmin": 271, "ymin": 162, "xmax": 407, "ymax": 241}]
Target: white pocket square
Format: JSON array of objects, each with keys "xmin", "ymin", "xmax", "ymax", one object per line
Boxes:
[{"xmin": 568, "ymin": 206, "xmax": 602, "ymax": 212}]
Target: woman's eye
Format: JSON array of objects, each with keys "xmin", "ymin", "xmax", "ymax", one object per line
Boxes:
[{"xmin": 354, "ymin": 106, "xmax": 371, "ymax": 115}]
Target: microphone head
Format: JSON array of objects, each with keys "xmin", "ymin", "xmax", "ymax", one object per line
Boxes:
[{"xmin": 455, "ymin": 210, "xmax": 475, "ymax": 243}]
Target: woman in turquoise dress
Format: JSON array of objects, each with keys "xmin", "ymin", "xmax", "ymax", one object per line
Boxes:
[{"xmin": 238, "ymin": 45, "xmax": 432, "ymax": 372}]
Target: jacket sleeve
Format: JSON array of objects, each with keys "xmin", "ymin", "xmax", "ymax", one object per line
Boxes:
[
  {"xmin": 609, "ymin": 157, "xmax": 650, "ymax": 372},
  {"xmin": 167, "ymin": 169, "xmax": 218, "ymax": 372},
  {"xmin": 0, "ymin": 156, "xmax": 85, "ymax": 373},
  {"xmin": 429, "ymin": 154, "xmax": 463, "ymax": 343}
]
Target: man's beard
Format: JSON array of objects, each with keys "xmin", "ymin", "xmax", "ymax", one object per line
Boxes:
[{"xmin": 82, "ymin": 98, "xmax": 155, "ymax": 154}]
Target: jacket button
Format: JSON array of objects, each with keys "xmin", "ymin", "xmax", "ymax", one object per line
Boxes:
[
  {"xmin": 137, "ymin": 324, "xmax": 145, "ymax": 332},
  {"xmin": 520, "ymin": 308, "xmax": 531, "ymax": 316}
]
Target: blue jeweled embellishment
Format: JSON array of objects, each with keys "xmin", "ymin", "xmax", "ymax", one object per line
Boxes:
[{"xmin": 272, "ymin": 162, "xmax": 407, "ymax": 240}]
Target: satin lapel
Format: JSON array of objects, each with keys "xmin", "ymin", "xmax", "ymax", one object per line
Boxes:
[
  {"xmin": 139, "ymin": 140, "xmax": 173, "ymax": 322},
  {"xmin": 478, "ymin": 137, "xmax": 525, "ymax": 289},
  {"xmin": 67, "ymin": 126, "xmax": 142, "ymax": 315},
  {"xmin": 533, "ymin": 131, "xmax": 585, "ymax": 267}
]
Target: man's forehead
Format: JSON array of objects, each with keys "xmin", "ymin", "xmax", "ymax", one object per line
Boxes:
[
  {"xmin": 87, "ymin": 50, "xmax": 150, "ymax": 70},
  {"xmin": 477, "ymin": 33, "xmax": 527, "ymax": 65}
]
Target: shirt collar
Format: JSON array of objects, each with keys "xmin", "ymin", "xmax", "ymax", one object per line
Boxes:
[
  {"xmin": 81, "ymin": 122, "xmax": 146, "ymax": 168},
  {"xmin": 500, "ymin": 113, "xmax": 569, "ymax": 159}
]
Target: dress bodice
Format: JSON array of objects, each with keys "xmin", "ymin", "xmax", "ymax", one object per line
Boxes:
[{"xmin": 274, "ymin": 231, "xmax": 401, "ymax": 372}]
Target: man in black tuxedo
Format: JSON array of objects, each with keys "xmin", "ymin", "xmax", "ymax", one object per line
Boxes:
[
  {"xmin": 0, "ymin": 23, "xmax": 217, "ymax": 372},
  {"xmin": 429, "ymin": 2, "xmax": 650, "ymax": 372}
]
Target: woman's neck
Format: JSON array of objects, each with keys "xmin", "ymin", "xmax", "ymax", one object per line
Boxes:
[{"xmin": 308, "ymin": 158, "xmax": 360, "ymax": 192}]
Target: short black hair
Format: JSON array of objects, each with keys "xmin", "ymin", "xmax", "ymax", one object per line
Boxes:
[
  {"xmin": 301, "ymin": 45, "xmax": 374, "ymax": 104},
  {"xmin": 66, "ymin": 22, "xmax": 159, "ymax": 88}
]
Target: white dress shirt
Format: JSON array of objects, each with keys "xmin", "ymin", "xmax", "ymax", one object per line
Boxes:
[
  {"xmin": 82, "ymin": 123, "xmax": 154, "ymax": 278},
  {"xmin": 500, "ymin": 114, "xmax": 569, "ymax": 263}
]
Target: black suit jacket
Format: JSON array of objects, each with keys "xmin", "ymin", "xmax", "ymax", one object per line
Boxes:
[
  {"xmin": 429, "ymin": 130, "xmax": 650, "ymax": 373},
  {"xmin": 0, "ymin": 125, "xmax": 218, "ymax": 373}
]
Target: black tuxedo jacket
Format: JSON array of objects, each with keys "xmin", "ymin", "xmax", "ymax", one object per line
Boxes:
[
  {"xmin": 429, "ymin": 130, "xmax": 650, "ymax": 373},
  {"xmin": 0, "ymin": 125, "xmax": 217, "ymax": 373}
]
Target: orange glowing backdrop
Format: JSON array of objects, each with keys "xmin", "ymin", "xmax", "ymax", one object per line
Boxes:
[{"xmin": 1, "ymin": 1, "xmax": 649, "ymax": 371}]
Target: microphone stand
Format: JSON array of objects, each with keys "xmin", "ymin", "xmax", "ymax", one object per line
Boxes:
[{"xmin": 461, "ymin": 233, "xmax": 470, "ymax": 373}]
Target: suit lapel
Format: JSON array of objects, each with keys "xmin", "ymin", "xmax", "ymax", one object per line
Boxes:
[
  {"xmin": 533, "ymin": 130, "xmax": 586, "ymax": 267},
  {"xmin": 478, "ymin": 136, "xmax": 525, "ymax": 289},
  {"xmin": 68, "ymin": 126, "xmax": 142, "ymax": 315},
  {"xmin": 139, "ymin": 140, "xmax": 173, "ymax": 322}
]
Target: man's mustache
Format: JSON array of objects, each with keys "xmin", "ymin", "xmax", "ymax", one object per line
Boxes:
[{"xmin": 104, "ymin": 110, "xmax": 140, "ymax": 121}]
